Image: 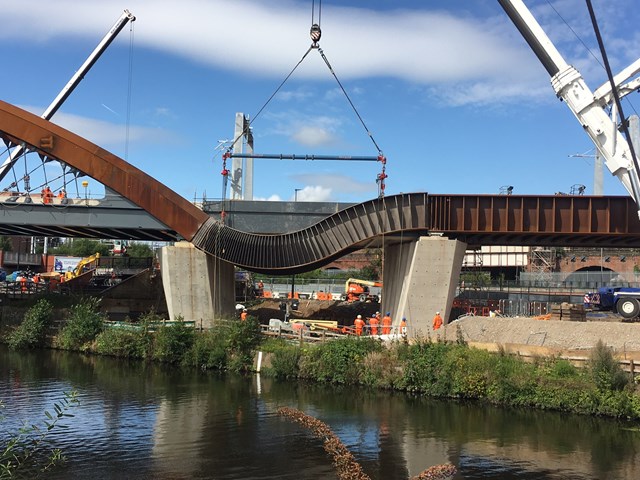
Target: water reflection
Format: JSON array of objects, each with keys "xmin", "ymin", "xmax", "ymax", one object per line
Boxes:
[{"xmin": 1, "ymin": 345, "xmax": 639, "ymax": 479}]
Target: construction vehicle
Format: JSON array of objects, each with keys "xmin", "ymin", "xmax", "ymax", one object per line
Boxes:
[
  {"xmin": 585, "ymin": 287, "xmax": 640, "ymax": 319},
  {"xmin": 65, "ymin": 253, "xmax": 101, "ymax": 281},
  {"xmin": 342, "ymin": 278, "xmax": 382, "ymax": 302}
]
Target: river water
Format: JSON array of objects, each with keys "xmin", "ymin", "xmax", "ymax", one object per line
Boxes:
[{"xmin": 1, "ymin": 344, "xmax": 639, "ymax": 479}]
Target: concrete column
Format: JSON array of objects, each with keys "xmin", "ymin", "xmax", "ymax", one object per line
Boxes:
[
  {"xmin": 382, "ymin": 236, "xmax": 467, "ymax": 338},
  {"xmin": 159, "ymin": 242, "xmax": 235, "ymax": 328}
]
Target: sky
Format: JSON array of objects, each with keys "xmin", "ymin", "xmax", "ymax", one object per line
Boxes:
[{"xmin": 1, "ymin": 0, "xmax": 639, "ymax": 204}]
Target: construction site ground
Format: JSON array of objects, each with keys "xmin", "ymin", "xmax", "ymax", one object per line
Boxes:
[{"xmin": 246, "ymin": 299, "xmax": 640, "ymax": 359}]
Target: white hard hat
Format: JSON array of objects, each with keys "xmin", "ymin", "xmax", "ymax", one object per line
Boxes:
[
  {"xmin": 436, "ymin": 311, "xmax": 440, "ymax": 314},
  {"xmin": 357, "ymin": 315, "xmax": 362, "ymax": 318}
]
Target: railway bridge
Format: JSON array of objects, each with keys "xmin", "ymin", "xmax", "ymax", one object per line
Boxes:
[{"xmin": 2, "ymin": 100, "xmax": 640, "ymax": 335}]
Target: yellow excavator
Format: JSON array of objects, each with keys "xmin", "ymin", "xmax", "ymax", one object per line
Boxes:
[{"xmin": 64, "ymin": 253, "xmax": 101, "ymax": 281}]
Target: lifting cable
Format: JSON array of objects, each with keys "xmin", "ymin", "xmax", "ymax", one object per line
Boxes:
[{"xmin": 220, "ymin": 0, "xmax": 388, "ymax": 213}]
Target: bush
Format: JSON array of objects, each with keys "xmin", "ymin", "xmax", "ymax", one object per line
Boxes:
[
  {"xmin": 588, "ymin": 340, "xmax": 630, "ymax": 391},
  {"xmin": 188, "ymin": 330, "xmax": 228, "ymax": 370},
  {"xmin": 270, "ymin": 345, "xmax": 302, "ymax": 379},
  {"xmin": 225, "ymin": 319, "xmax": 262, "ymax": 373},
  {"xmin": 153, "ymin": 317, "xmax": 195, "ymax": 364},
  {"xmin": 6, "ymin": 299, "xmax": 53, "ymax": 350},
  {"xmin": 299, "ymin": 337, "xmax": 382, "ymax": 384},
  {"xmin": 56, "ymin": 298, "xmax": 105, "ymax": 351},
  {"xmin": 94, "ymin": 328, "xmax": 148, "ymax": 359}
]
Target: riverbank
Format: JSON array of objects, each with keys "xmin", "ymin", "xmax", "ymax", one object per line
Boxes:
[{"xmin": 2, "ymin": 298, "xmax": 640, "ymax": 421}]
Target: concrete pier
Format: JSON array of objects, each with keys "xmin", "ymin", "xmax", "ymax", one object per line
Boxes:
[
  {"xmin": 382, "ymin": 236, "xmax": 467, "ymax": 338},
  {"xmin": 159, "ymin": 242, "xmax": 235, "ymax": 328}
]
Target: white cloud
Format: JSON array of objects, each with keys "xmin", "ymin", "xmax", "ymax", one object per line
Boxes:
[
  {"xmin": 291, "ymin": 172, "xmax": 375, "ymax": 195},
  {"xmin": 291, "ymin": 126, "xmax": 338, "ymax": 147},
  {"xmin": 263, "ymin": 111, "xmax": 345, "ymax": 147},
  {"xmin": 254, "ymin": 194, "xmax": 283, "ymax": 201},
  {"xmin": 0, "ymin": 0, "xmax": 562, "ymax": 107},
  {"xmin": 290, "ymin": 185, "xmax": 332, "ymax": 202},
  {"xmin": 21, "ymin": 105, "xmax": 176, "ymax": 149},
  {"xmin": 1, "ymin": 0, "xmax": 634, "ymax": 107}
]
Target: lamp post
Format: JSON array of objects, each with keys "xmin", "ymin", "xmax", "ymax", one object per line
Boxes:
[
  {"xmin": 294, "ymin": 188, "xmax": 302, "ymax": 202},
  {"xmin": 82, "ymin": 180, "xmax": 89, "ymax": 204}
]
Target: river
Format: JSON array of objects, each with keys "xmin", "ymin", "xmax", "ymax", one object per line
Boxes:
[{"xmin": 1, "ymin": 345, "xmax": 639, "ymax": 479}]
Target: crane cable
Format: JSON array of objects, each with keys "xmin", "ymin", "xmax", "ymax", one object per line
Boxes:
[{"xmin": 220, "ymin": 0, "xmax": 388, "ymax": 203}]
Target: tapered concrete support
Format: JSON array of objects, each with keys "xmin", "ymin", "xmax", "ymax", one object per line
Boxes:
[
  {"xmin": 158, "ymin": 242, "xmax": 235, "ymax": 328},
  {"xmin": 382, "ymin": 236, "xmax": 467, "ymax": 338}
]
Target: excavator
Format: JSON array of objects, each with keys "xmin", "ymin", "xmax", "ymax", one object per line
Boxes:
[
  {"xmin": 342, "ymin": 278, "xmax": 382, "ymax": 302},
  {"xmin": 65, "ymin": 253, "xmax": 101, "ymax": 281}
]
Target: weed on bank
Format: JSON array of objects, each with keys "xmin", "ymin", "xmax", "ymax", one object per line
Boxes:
[{"xmin": 3, "ymin": 300, "xmax": 640, "ymax": 419}]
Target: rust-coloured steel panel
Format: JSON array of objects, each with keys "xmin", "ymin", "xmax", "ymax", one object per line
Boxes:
[{"xmin": 0, "ymin": 101, "xmax": 209, "ymax": 241}]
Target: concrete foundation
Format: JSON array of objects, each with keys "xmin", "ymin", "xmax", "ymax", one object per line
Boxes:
[
  {"xmin": 382, "ymin": 236, "xmax": 467, "ymax": 338},
  {"xmin": 159, "ymin": 242, "xmax": 235, "ymax": 328}
]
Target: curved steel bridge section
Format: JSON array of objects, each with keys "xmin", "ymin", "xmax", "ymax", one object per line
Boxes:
[{"xmin": 1, "ymin": 100, "xmax": 640, "ymax": 275}]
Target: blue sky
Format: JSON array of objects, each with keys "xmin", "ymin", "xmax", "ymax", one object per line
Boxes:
[{"xmin": 1, "ymin": 0, "xmax": 639, "ymax": 203}]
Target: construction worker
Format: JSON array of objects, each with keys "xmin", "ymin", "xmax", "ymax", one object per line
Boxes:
[
  {"xmin": 433, "ymin": 311, "xmax": 443, "ymax": 330},
  {"xmin": 57, "ymin": 188, "xmax": 67, "ymax": 199},
  {"xmin": 240, "ymin": 309, "xmax": 248, "ymax": 321},
  {"xmin": 382, "ymin": 312, "xmax": 392, "ymax": 335},
  {"xmin": 354, "ymin": 314, "xmax": 365, "ymax": 336},
  {"xmin": 399, "ymin": 317, "xmax": 407, "ymax": 337},
  {"xmin": 42, "ymin": 186, "xmax": 53, "ymax": 204},
  {"xmin": 368, "ymin": 314, "xmax": 380, "ymax": 335}
]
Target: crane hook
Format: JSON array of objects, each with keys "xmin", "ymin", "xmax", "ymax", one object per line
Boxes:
[{"xmin": 310, "ymin": 23, "xmax": 321, "ymax": 47}]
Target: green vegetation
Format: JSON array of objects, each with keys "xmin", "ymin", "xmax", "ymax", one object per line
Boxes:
[
  {"xmin": 6, "ymin": 299, "xmax": 53, "ymax": 350},
  {"xmin": 124, "ymin": 242, "xmax": 154, "ymax": 258},
  {"xmin": 0, "ymin": 390, "xmax": 78, "ymax": 479},
  {"xmin": 55, "ymin": 298, "xmax": 105, "ymax": 351},
  {"xmin": 49, "ymin": 238, "xmax": 111, "ymax": 257},
  {"xmin": 0, "ymin": 236, "xmax": 12, "ymax": 252},
  {"xmin": 2, "ymin": 299, "xmax": 639, "ymax": 421},
  {"xmin": 261, "ymin": 336, "xmax": 640, "ymax": 420}
]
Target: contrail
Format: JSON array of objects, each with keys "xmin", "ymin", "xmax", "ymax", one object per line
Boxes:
[{"xmin": 101, "ymin": 103, "xmax": 119, "ymax": 116}]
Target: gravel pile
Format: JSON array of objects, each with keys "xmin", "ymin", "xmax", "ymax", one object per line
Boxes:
[{"xmin": 442, "ymin": 315, "xmax": 640, "ymax": 354}]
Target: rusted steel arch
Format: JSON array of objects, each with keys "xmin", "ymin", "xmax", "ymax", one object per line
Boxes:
[{"xmin": 0, "ymin": 100, "xmax": 210, "ymax": 240}]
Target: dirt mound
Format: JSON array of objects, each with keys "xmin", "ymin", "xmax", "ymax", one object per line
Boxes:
[
  {"xmin": 246, "ymin": 299, "xmax": 381, "ymax": 326},
  {"xmin": 442, "ymin": 315, "xmax": 640, "ymax": 355}
]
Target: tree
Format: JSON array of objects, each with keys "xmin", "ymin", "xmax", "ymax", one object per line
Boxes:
[
  {"xmin": 50, "ymin": 239, "xmax": 110, "ymax": 257},
  {"xmin": 126, "ymin": 242, "xmax": 154, "ymax": 257},
  {"xmin": 0, "ymin": 236, "xmax": 12, "ymax": 252}
]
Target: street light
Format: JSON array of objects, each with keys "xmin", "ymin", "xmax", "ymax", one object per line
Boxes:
[
  {"xmin": 294, "ymin": 188, "xmax": 302, "ymax": 202},
  {"xmin": 82, "ymin": 180, "xmax": 89, "ymax": 203}
]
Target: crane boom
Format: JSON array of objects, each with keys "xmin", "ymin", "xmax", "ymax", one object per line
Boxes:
[
  {"xmin": 498, "ymin": 0, "xmax": 640, "ymax": 217},
  {"xmin": 0, "ymin": 9, "xmax": 136, "ymax": 182}
]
